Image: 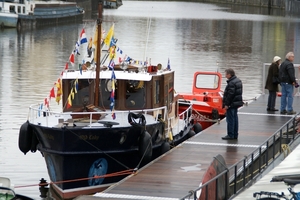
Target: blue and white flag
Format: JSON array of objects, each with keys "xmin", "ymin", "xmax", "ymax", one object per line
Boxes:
[{"xmin": 167, "ymin": 58, "xmax": 171, "ymax": 70}]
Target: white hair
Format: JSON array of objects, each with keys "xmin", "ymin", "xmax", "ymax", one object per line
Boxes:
[{"xmin": 286, "ymin": 52, "xmax": 294, "ymax": 59}]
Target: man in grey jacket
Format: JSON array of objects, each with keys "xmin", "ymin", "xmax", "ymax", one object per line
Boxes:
[{"xmin": 222, "ymin": 68, "xmax": 243, "ymax": 140}]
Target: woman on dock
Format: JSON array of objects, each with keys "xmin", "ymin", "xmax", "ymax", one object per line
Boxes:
[{"xmin": 265, "ymin": 56, "xmax": 281, "ymax": 112}]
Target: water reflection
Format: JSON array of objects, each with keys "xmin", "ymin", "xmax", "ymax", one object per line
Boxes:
[{"xmin": 1, "ymin": 1, "xmax": 300, "ymax": 199}]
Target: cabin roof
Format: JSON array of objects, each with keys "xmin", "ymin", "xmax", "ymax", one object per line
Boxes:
[{"xmin": 62, "ymin": 70, "xmax": 174, "ymax": 81}]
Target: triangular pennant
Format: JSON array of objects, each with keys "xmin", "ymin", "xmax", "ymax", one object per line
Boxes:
[{"xmin": 50, "ymin": 87, "xmax": 55, "ymax": 98}]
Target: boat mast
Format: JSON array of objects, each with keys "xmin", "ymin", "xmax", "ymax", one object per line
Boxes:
[{"xmin": 95, "ymin": 0, "xmax": 103, "ymax": 107}]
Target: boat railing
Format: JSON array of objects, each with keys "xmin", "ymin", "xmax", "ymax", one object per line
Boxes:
[
  {"xmin": 170, "ymin": 101, "xmax": 193, "ymax": 135},
  {"xmin": 180, "ymin": 112, "xmax": 300, "ymax": 200},
  {"xmin": 28, "ymin": 101, "xmax": 192, "ymax": 131},
  {"xmin": 178, "ymin": 99, "xmax": 221, "ymax": 123}
]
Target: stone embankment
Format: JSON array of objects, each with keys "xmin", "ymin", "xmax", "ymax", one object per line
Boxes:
[{"xmin": 79, "ymin": 0, "xmax": 300, "ymax": 16}]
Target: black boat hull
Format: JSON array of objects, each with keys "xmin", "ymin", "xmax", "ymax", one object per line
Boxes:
[{"xmin": 30, "ymin": 122, "xmax": 167, "ymax": 191}]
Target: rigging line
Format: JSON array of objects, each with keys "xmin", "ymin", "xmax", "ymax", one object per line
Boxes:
[
  {"xmin": 14, "ymin": 169, "xmax": 135, "ymax": 189},
  {"xmin": 143, "ymin": 16, "xmax": 152, "ymax": 63},
  {"xmin": 64, "ymin": 126, "xmax": 132, "ymax": 170}
]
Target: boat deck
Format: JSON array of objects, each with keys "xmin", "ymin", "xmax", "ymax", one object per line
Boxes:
[{"xmin": 75, "ymin": 94, "xmax": 300, "ymax": 200}]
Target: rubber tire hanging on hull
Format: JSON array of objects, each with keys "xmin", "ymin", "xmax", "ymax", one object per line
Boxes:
[
  {"xmin": 160, "ymin": 141, "xmax": 170, "ymax": 154},
  {"xmin": 128, "ymin": 112, "xmax": 146, "ymax": 126},
  {"xmin": 187, "ymin": 130, "xmax": 196, "ymax": 138},
  {"xmin": 193, "ymin": 122, "xmax": 202, "ymax": 133},
  {"xmin": 139, "ymin": 131, "xmax": 152, "ymax": 163},
  {"xmin": 19, "ymin": 121, "xmax": 33, "ymax": 155}
]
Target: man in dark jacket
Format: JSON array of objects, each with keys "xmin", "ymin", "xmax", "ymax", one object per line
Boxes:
[
  {"xmin": 222, "ymin": 68, "xmax": 243, "ymax": 140},
  {"xmin": 279, "ymin": 52, "xmax": 296, "ymax": 115}
]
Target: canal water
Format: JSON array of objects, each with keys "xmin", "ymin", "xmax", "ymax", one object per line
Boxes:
[{"xmin": 0, "ymin": 1, "xmax": 300, "ymax": 199}]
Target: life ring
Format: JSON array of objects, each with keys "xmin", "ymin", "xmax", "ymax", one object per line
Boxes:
[
  {"xmin": 138, "ymin": 130, "xmax": 152, "ymax": 163},
  {"xmin": 128, "ymin": 112, "xmax": 146, "ymax": 126},
  {"xmin": 18, "ymin": 121, "xmax": 33, "ymax": 155},
  {"xmin": 193, "ymin": 122, "xmax": 202, "ymax": 134}
]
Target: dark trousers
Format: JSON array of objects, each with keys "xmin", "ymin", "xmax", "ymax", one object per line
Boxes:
[
  {"xmin": 267, "ymin": 90, "xmax": 277, "ymax": 109},
  {"xmin": 226, "ymin": 107, "xmax": 238, "ymax": 138}
]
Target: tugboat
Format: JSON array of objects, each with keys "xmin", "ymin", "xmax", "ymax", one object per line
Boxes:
[{"xmin": 18, "ymin": 1, "xmax": 195, "ymax": 199}]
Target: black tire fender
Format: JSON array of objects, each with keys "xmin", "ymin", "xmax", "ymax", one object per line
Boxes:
[
  {"xmin": 138, "ymin": 131, "xmax": 152, "ymax": 162},
  {"xmin": 193, "ymin": 122, "xmax": 202, "ymax": 133},
  {"xmin": 18, "ymin": 121, "xmax": 33, "ymax": 155}
]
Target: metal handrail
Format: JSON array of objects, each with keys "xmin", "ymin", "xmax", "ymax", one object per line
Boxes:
[{"xmin": 180, "ymin": 113, "xmax": 299, "ymax": 200}]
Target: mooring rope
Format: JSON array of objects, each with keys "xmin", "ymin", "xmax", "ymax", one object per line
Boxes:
[{"xmin": 14, "ymin": 169, "xmax": 135, "ymax": 189}]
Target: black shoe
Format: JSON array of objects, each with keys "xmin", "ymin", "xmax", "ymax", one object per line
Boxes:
[
  {"xmin": 270, "ymin": 108, "xmax": 279, "ymax": 111},
  {"xmin": 234, "ymin": 137, "xmax": 238, "ymax": 139},
  {"xmin": 280, "ymin": 110, "xmax": 287, "ymax": 114},
  {"xmin": 266, "ymin": 108, "xmax": 270, "ymax": 111},
  {"xmin": 222, "ymin": 135, "xmax": 235, "ymax": 140}
]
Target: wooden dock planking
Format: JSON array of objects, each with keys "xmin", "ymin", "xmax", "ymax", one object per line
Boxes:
[{"xmin": 76, "ymin": 95, "xmax": 300, "ymax": 200}]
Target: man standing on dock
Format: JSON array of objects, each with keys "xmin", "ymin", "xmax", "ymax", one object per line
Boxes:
[
  {"xmin": 222, "ymin": 68, "xmax": 243, "ymax": 140},
  {"xmin": 279, "ymin": 52, "xmax": 296, "ymax": 115}
]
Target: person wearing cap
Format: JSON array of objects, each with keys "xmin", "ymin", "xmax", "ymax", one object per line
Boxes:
[
  {"xmin": 265, "ymin": 56, "xmax": 281, "ymax": 111},
  {"xmin": 279, "ymin": 52, "xmax": 296, "ymax": 115}
]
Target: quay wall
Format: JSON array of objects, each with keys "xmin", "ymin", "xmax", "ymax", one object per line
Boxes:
[
  {"xmin": 146, "ymin": 0, "xmax": 286, "ymax": 9},
  {"xmin": 77, "ymin": 0, "xmax": 300, "ymax": 16}
]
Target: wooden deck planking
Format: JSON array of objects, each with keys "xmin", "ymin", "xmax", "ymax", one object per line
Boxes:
[{"xmin": 76, "ymin": 95, "xmax": 300, "ymax": 200}]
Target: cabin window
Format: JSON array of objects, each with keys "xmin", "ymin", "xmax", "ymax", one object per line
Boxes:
[
  {"xmin": 100, "ymin": 79, "xmax": 118, "ymax": 109},
  {"xmin": 196, "ymin": 74, "xmax": 220, "ymax": 90},
  {"xmin": 155, "ymin": 80, "xmax": 160, "ymax": 104},
  {"xmin": 70, "ymin": 79, "xmax": 90, "ymax": 106},
  {"xmin": 23, "ymin": 6, "xmax": 25, "ymax": 14},
  {"xmin": 126, "ymin": 80, "xmax": 145, "ymax": 109},
  {"xmin": 9, "ymin": 6, "xmax": 15, "ymax": 13},
  {"xmin": 17, "ymin": 6, "xmax": 21, "ymax": 13}
]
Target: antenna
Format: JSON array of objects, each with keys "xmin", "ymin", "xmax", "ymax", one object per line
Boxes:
[{"xmin": 143, "ymin": 13, "xmax": 152, "ymax": 65}]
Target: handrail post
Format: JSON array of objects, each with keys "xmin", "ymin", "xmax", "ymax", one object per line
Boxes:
[
  {"xmin": 205, "ymin": 185, "xmax": 208, "ymax": 200},
  {"xmin": 234, "ymin": 165, "xmax": 237, "ymax": 194},
  {"xmin": 215, "ymin": 178, "xmax": 218, "ymax": 199},
  {"xmin": 280, "ymin": 129, "xmax": 283, "ymax": 154},
  {"xmin": 266, "ymin": 141, "xmax": 269, "ymax": 166},
  {"xmin": 286, "ymin": 123, "xmax": 289, "ymax": 144},
  {"xmin": 292, "ymin": 117, "xmax": 296, "ymax": 140},
  {"xmin": 272, "ymin": 135, "xmax": 275, "ymax": 161},
  {"xmin": 259, "ymin": 147, "xmax": 261, "ymax": 173},
  {"xmin": 251, "ymin": 153, "xmax": 254, "ymax": 180},
  {"xmin": 225, "ymin": 171, "xmax": 228, "ymax": 199},
  {"xmin": 243, "ymin": 157, "xmax": 246, "ymax": 187}
]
